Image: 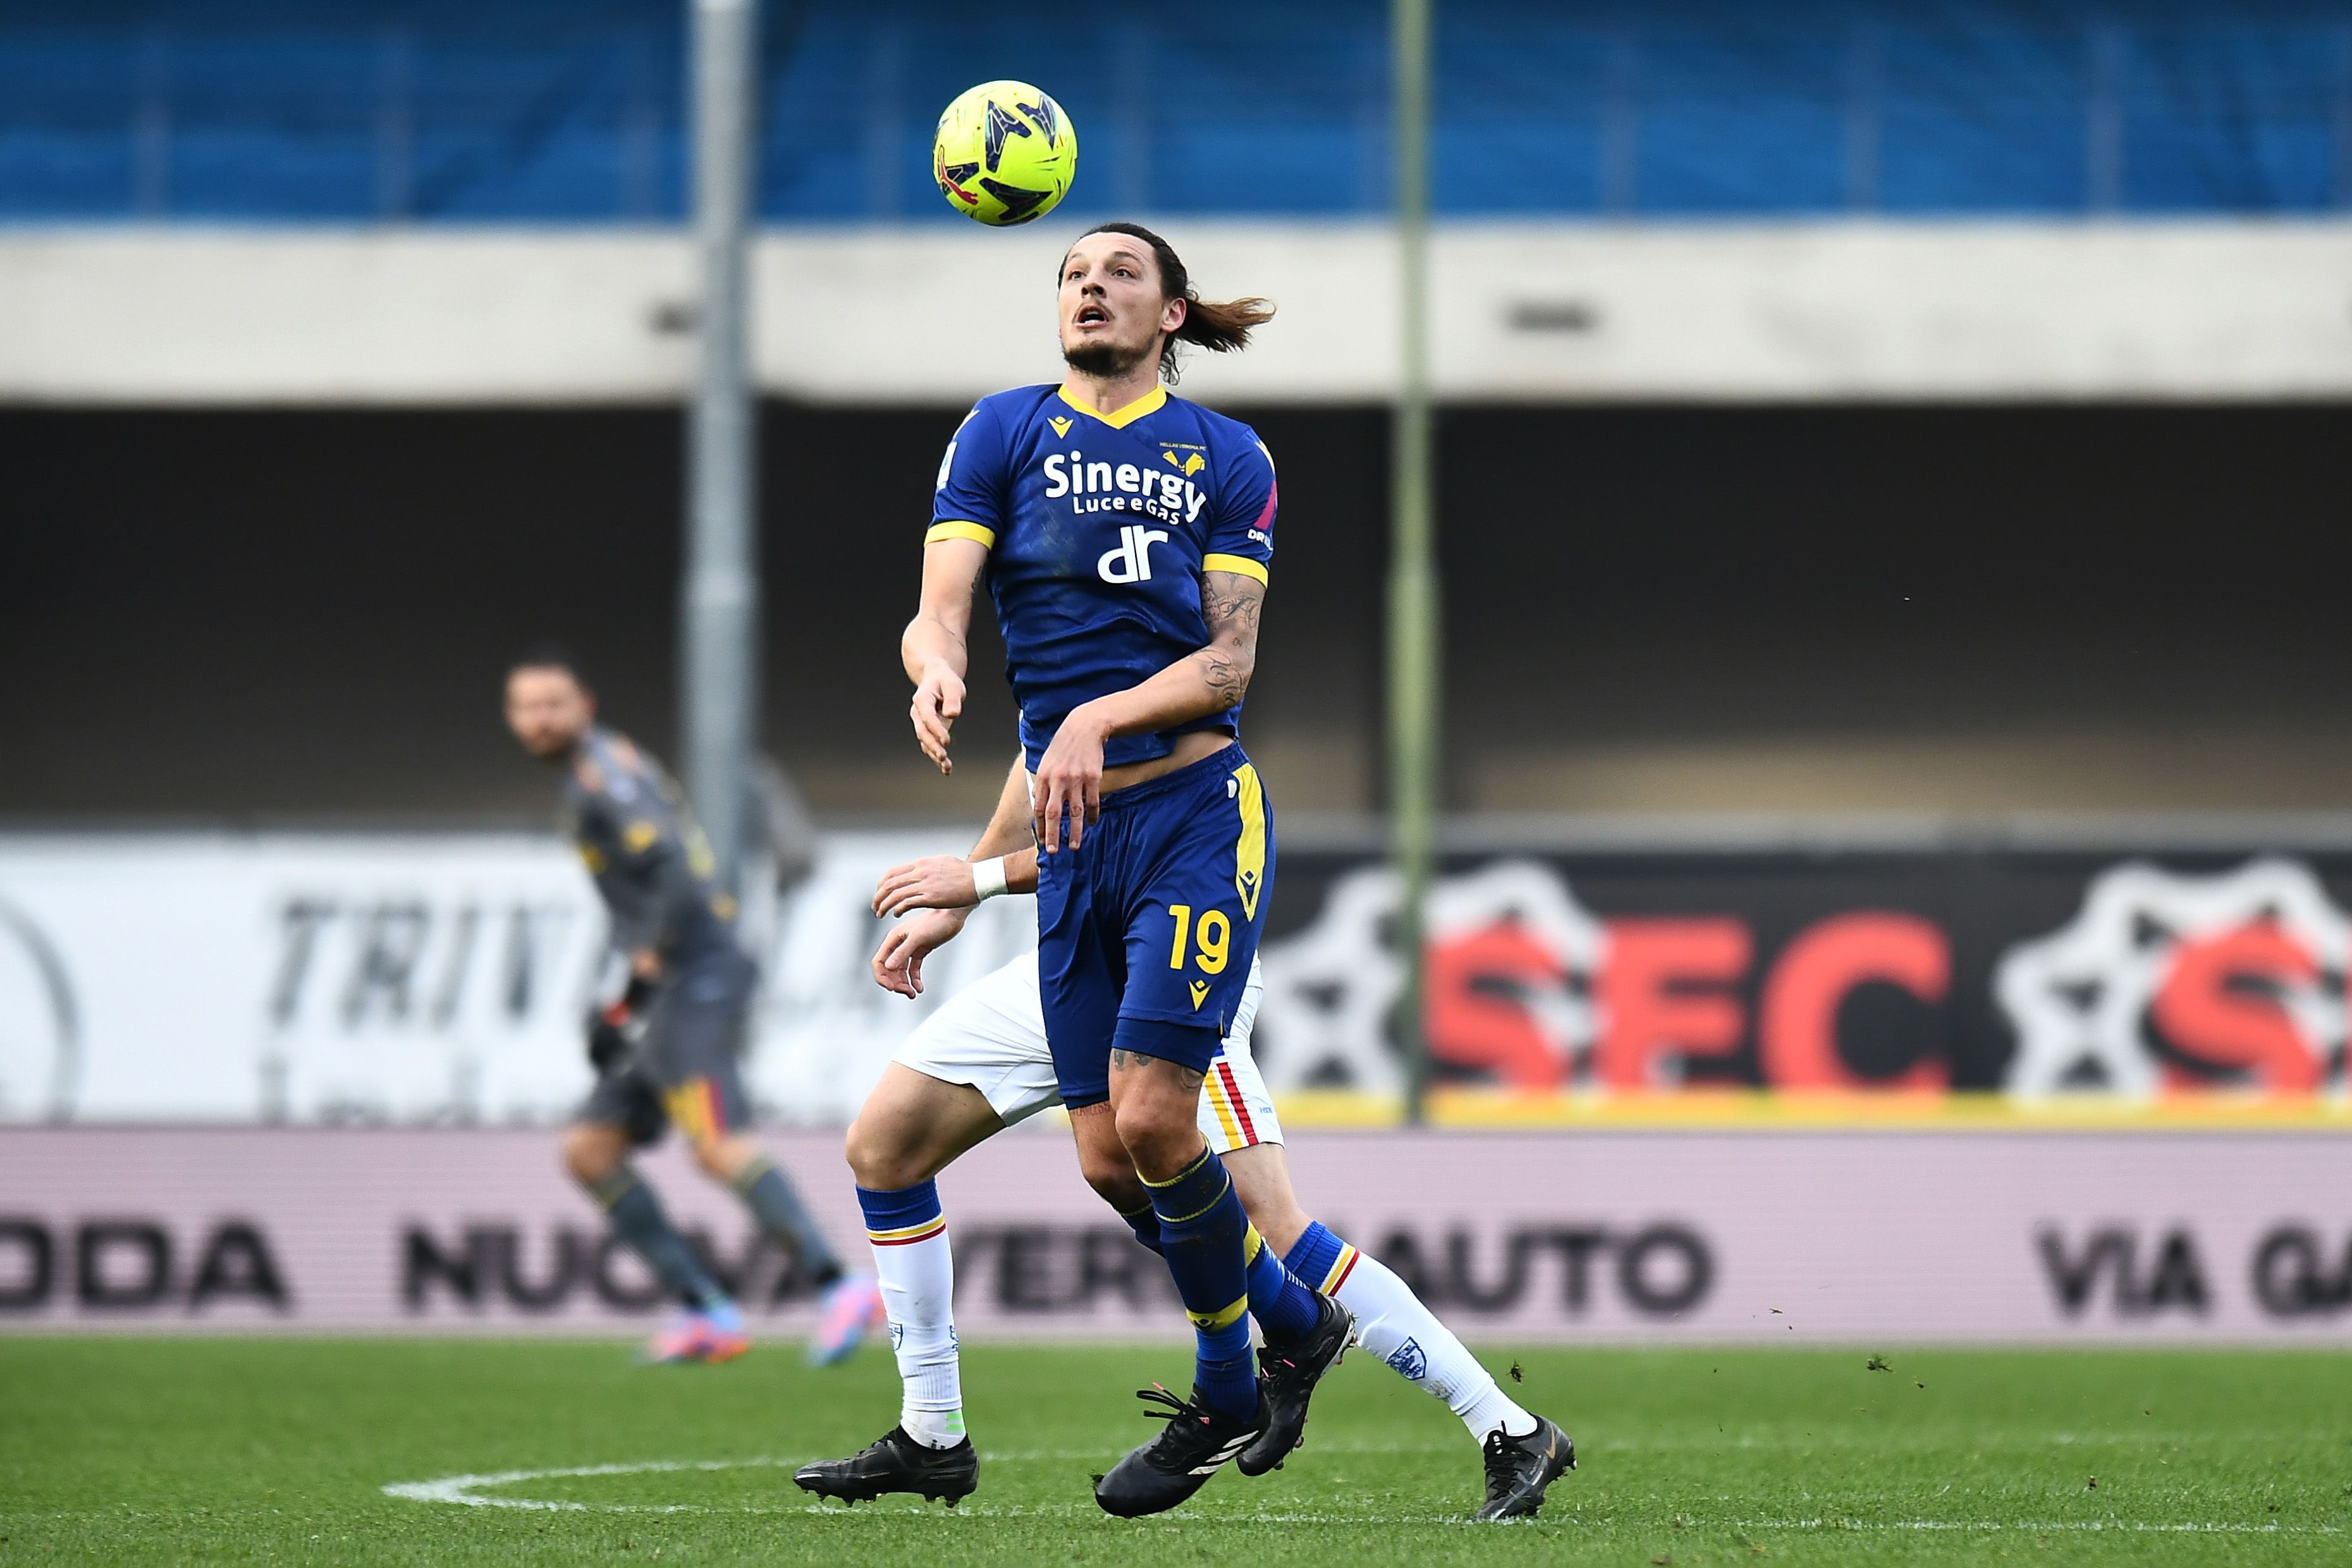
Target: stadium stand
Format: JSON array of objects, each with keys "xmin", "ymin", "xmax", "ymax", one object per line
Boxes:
[{"xmin": 3, "ymin": 0, "xmax": 2350, "ymax": 223}]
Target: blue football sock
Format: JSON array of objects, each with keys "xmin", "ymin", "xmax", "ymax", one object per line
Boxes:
[
  {"xmin": 1242, "ymin": 1222, "xmax": 1322, "ymax": 1342},
  {"xmin": 1282, "ymin": 1220, "xmax": 1347, "ymax": 1290},
  {"xmin": 854, "ymin": 1179, "xmax": 943, "ymax": 1237},
  {"xmin": 1116, "ymin": 1199, "xmax": 1165, "ymax": 1256},
  {"xmin": 589, "ymin": 1166, "xmax": 726, "ymax": 1310},
  {"xmin": 1144, "ymin": 1146, "xmax": 1258, "ymax": 1420}
]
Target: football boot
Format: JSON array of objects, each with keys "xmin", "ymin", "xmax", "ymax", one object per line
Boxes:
[
  {"xmin": 1472, "ymin": 1414, "xmax": 1576, "ymax": 1522},
  {"xmin": 793, "ymin": 1427, "xmax": 978, "ymax": 1507},
  {"xmin": 641, "ymin": 1301, "xmax": 750, "ymax": 1365},
  {"xmin": 1236, "ymin": 1291, "xmax": 1355, "ymax": 1475},
  {"xmin": 1093, "ymin": 1383, "xmax": 1264, "ymax": 1518}
]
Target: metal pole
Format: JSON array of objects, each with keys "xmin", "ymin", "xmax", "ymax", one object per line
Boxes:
[
  {"xmin": 1389, "ymin": 0, "xmax": 1438, "ymax": 1127},
  {"xmin": 682, "ymin": 0, "xmax": 759, "ymax": 893}
]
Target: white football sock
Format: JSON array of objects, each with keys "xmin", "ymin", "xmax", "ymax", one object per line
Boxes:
[
  {"xmin": 862, "ymin": 1197, "xmax": 965, "ymax": 1449},
  {"xmin": 1332, "ymin": 1249, "xmax": 1536, "ymax": 1443}
]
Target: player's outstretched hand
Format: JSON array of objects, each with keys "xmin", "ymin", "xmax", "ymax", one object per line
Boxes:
[
  {"xmin": 872, "ymin": 854, "xmax": 981, "ymax": 917},
  {"xmin": 1033, "ymin": 706, "xmax": 1106, "ymax": 855},
  {"xmin": 910, "ymin": 659, "xmax": 965, "ymax": 774},
  {"xmin": 872, "ymin": 907, "xmax": 971, "ymax": 998}
]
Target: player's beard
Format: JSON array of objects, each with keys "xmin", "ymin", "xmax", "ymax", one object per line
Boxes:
[{"xmin": 1063, "ymin": 335, "xmax": 1156, "ymax": 380}]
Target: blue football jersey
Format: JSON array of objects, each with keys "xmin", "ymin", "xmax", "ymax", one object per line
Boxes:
[{"xmin": 928, "ymin": 383, "xmax": 1278, "ymax": 769}]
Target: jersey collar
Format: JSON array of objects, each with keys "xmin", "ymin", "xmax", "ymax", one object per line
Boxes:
[{"xmin": 1058, "ymin": 383, "xmax": 1167, "ymax": 429}]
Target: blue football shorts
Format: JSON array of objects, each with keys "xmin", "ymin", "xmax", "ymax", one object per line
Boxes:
[{"xmin": 1036, "ymin": 740, "xmax": 1274, "ymax": 1107}]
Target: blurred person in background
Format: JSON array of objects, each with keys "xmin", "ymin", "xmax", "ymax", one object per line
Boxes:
[{"xmin": 503, "ymin": 649, "xmax": 883, "ymax": 1364}]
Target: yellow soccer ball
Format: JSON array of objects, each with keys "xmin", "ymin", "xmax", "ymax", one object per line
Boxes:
[{"xmin": 932, "ymin": 80, "xmax": 1077, "ymax": 226}]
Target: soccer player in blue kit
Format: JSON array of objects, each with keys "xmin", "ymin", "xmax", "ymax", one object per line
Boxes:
[
  {"xmin": 790, "ymin": 753, "xmax": 1575, "ymax": 1522},
  {"xmin": 891, "ymin": 223, "xmax": 1352, "ymax": 1516}
]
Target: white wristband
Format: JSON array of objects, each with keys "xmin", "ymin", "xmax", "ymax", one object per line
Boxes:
[{"xmin": 971, "ymin": 855, "xmax": 1010, "ymax": 902}]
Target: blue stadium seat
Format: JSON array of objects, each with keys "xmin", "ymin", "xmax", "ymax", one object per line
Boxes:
[{"xmin": 0, "ymin": 0, "xmax": 2345, "ymax": 223}]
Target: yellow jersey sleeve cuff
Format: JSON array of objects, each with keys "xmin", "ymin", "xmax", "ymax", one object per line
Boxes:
[
  {"xmin": 926, "ymin": 520, "xmax": 996, "ymax": 549},
  {"xmin": 1201, "ymin": 553, "xmax": 1269, "ymax": 585}
]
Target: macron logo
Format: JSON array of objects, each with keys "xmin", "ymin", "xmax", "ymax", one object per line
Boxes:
[{"xmin": 1097, "ymin": 524, "xmax": 1171, "ymax": 584}]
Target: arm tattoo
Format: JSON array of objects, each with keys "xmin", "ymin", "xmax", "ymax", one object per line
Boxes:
[
  {"xmin": 1196, "ymin": 571, "xmax": 1265, "ymax": 709},
  {"xmin": 1199, "ymin": 651, "xmax": 1246, "ymax": 711},
  {"xmin": 1200, "ymin": 578, "xmax": 1264, "ymax": 638}
]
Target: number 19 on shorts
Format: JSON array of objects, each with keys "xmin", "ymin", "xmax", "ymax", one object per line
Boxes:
[{"xmin": 1168, "ymin": 904, "xmax": 1230, "ymax": 974}]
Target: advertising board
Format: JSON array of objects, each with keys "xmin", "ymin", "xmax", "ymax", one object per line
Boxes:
[
  {"xmin": 6, "ymin": 1127, "xmax": 2349, "ymax": 1343},
  {"xmin": 6, "ymin": 830, "xmax": 2352, "ymax": 1123}
]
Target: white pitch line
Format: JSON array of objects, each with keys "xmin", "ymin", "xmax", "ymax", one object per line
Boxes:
[
  {"xmin": 382, "ymin": 1454, "xmax": 2342, "ymax": 1535},
  {"xmin": 377, "ymin": 1459, "xmax": 1466, "ymax": 1522},
  {"xmin": 383, "ymin": 1457, "xmax": 804, "ymax": 1512},
  {"xmin": 380, "ymin": 1440, "xmax": 1473, "ymax": 1510}
]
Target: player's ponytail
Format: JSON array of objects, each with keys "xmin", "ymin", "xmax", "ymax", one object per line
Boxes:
[
  {"xmin": 1175, "ymin": 295, "xmax": 1277, "ymax": 361},
  {"xmin": 1072, "ymin": 220, "xmax": 1275, "ymax": 384}
]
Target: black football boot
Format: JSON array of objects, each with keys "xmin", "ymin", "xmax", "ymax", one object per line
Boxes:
[
  {"xmin": 1235, "ymin": 1291, "xmax": 1356, "ymax": 1476},
  {"xmin": 1471, "ymin": 1414, "xmax": 1576, "ymax": 1521},
  {"xmin": 792, "ymin": 1426, "xmax": 978, "ymax": 1507},
  {"xmin": 1093, "ymin": 1385, "xmax": 1265, "ymax": 1517}
]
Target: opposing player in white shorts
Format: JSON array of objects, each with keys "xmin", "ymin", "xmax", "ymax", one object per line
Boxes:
[
  {"xmin": 793, "ymin": 756, "xmax": 1572, "ymax": 1521},
  {"xmin": 897, "ymin": 948, "xmax": 1279, "ymax": 1154}
]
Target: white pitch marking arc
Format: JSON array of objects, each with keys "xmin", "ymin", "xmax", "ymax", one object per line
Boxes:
[
  {"xmin": 381, "ymin": 1457, "xmax": 2345, "ymax": 1533},
  {"xmin": 378, "ymin": 1451, "xmax": 1266, "ymax": 1514},
  {"xmin": 373, "ymin": 1455, "xmax": 1413, "ymax": 1522},
  {"xmin": 384, "ymin": 1457, "xmax": 801, "ymax": 1513},
  {"xmin": 381, "ymin": 1442, "xmax": 1468, "ymax": 1514}
]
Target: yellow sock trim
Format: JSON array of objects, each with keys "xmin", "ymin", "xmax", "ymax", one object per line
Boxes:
[
  {"xmin": 1140, "ymin": 1146, "xmax": 1216, "ymax": 1189},
  {"xmin": 1186, "ymin": 1294, "xmax": 1251, "ymax": 1333},
  {"xmin": 1156, "ymin": 1173, "xmax": 1233, "ymax": 1227}
]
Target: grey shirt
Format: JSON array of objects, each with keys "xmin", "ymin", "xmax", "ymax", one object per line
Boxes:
[{"xmin": 558, "ymin": 726, "xmax": 738, "ymax": 971}]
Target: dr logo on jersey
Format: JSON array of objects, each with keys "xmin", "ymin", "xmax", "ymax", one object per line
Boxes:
[{"xmin": 1098, "ymin": 525, "xmax": 1171, "ymax": 584}]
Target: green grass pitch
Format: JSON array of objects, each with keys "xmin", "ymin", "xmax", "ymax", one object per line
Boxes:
[{"xmin": 4, "ymin": 1338, "xmax": 2349, "ymax": 1564}]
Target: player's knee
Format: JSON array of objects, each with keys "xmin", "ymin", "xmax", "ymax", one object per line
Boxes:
[
  {"xmin": 561, "ymin": 1124, "xmax": 620, "ymax": 1185},
  {"xmin": 1087, "ymin": 1165, "xmax": 1151, "ymax": 1216},
  {"xmin": 1066, "ymin": 1102, "xmax": 1134, "ymax": 1201},
  {"xmin": 1111, "ymin": 1093, "xmax": 1198, "ymax": 1176},
  {"xmin": 1074, "ymin": 1138, "xmax": 1144, "ymax": 1207},
  {"xmin": 687, "ymin": 1132, "xmax": 742, "ymax": 1182},
  {"xmin": 843, "ymin": 1111, "xmax": 926, "ymax": 1191}
]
